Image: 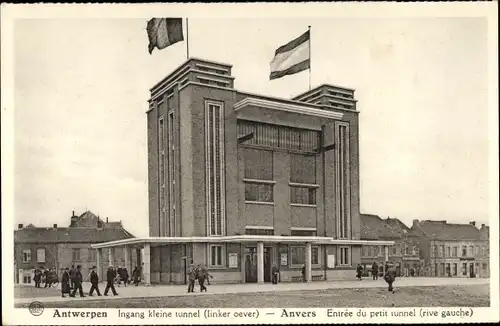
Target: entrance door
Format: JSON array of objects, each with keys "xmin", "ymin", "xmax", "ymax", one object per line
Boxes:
[
  {"xmin": 244, "ymin": 246, "xmax": 272, "ymax": 283},
  {"xmin": 469, "ymin": 263, "xmax": 475, "ymax": 277}
]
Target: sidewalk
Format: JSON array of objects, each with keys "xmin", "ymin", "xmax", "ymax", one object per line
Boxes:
[{"xmin": 15, "ymin": 277, "xmax": 489, "ymax": 305}]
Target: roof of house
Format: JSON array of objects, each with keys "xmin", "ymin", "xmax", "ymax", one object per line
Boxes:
[
  {"xmin": 15, "ymin": 226, "xmax": 134, "ymax": 244},
  {"xmin": 360, "ymin": 214, "xmax": 409, "ymax": 240},
  {"xmin": 410, "ymin": 220, "xmax": 482, "ymax": 241}
]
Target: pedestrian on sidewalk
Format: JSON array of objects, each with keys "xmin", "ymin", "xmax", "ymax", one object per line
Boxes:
[
  {"xmin": 69, "ymin": 265, "xmax": 76, "ymax": 290},
  {"xmin": 197, "ymin": 264, "xmax": 208, "ymax": 292},
  {"xmin": 187, "ymin": 264, "xmax": 197, "ymax": 293},
  {"xmin": 61, "ymin": 267, "xmax": 71, "ymax": 298},
  {"xmin": 301, "ymin": 265, "xmax": 306, "ymax": 282},
  {"xmin": 371, "ymin": 262, "xmax": 379, "ymax": 280},
  {"xmin": 356, "ymin": 264, "xmax": 363, "ymax": 280},
  {"xmin": 272, "ymin": 265, "xmax": 279, "ymax": 284},
  {"xmin": 88, "ymin": 266, "xmax": 102, "ymax": 296},
  {"xmin": 70, "ymin": 265, "xmax": 85, "ymax": 298},
  {"xmin": 132, "ymin": 266, "xmax": 141, "ymax": 286},
  {"xmin": 33, "ymin": 268, "xmax": 42, "ymax": 288},
  {"xmin": 104, "ymin": 266, "xmax": 118, "ymax": 296},
  {"xmin": 384, "ymin": 263, "xmax": 397, "ymax": 293}
]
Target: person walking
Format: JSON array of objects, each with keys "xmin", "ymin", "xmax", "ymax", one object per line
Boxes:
[
  {"xmin": 197, "ymin": 264, "xmax": 208, "ymax": 292},
  {"xmin": 69, "ymin": 265, "xmax": 76, "ymax": 290},
  {"xmin": 132, "ymin": 266, "xmax": 141, "ymax": 286},
  {"xmin": 33, "ymin": 268, "xmax": 42, "ymax": 288},
  {"xmin": 272, "ymin": 265, "xmax": 279, "ymax": 284},
  {"xmin": 356, "ymin": 264, "xmax": 363, "ymax": 280},
  {"xmin": 384, "ymin": 263, "xmax": 397, "ymax": 293},
  {"xmin": 371, "ymin": 262, "xmax": 379, "ymax": 280},
  {"xmin": 121, "ymin": 267, "xmax": 129, "ymax": 287},
  {"xmin": 187, "ymin": 264, "xmax": 197, "ymax": 293},
  {"xmin": 70, "ymin": 265, "xmax": 85, "ymax": 298},
  {"xmin": 87, "ymin": 266, "xmax": 102, "ymax": 296},
  {"xmin": 61, "ymin": 267, "xmax": 71, "ymax": 298},
  {"xmin": 43, "ymin": 268, "xmax": 50, "ymax": 288},
  {"xmin": 104, "ymin": 266, "xmax": 118, "ymax": 296}
]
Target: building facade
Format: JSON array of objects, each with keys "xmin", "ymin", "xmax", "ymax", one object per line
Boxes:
[
  {"xmin": 14, "ymin": 211, "xmax": 137, "ymax": 284},
  {"xmin": 410, "ymin": 220, "xmax": 489, "ymax": 278},
  {"xmin": 93, "ymin": 58, "xmax": 393, "ymax": 285},
  {"xmin": 360, "ymin": 214, "xmax": 422, "ymax": 277}
]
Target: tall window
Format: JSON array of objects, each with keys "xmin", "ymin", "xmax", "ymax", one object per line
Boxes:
[
  {"xmin": 311, "ymin": 247, "xmax": 319, "ymax": 265},
  {"xmin": 36, "ymin": 248, "xmax": 45, "ymax": 263},
  {"xmin": 432, "ymin": 245, "xmax": 437, "ymax": 257},
  {"xmin": 205, "ymin": 101, "xmax": 225, "ymax": 236},
  {"xmin": 462, "ymin": 263, "xmax": 467, "ymax": 276},
  {"xmin": 468, "ymin": 245, "xmax": 473, "ymax": 257},
  {"xmin": 445, "ymin": 246, "xmax": 450, "ymax": 257},
  {"xmin": 475, "ymin": 245, "xmax": 480, "ymax": 256},
  {"xmin": 439, "ymin": 245, "xmax": 444, "ymax": 257},
  {"xmin": 336, "ymin": 123, "xmax": 350, "ymax": 239},
  {"xmin": 290, "ymin": 154, "xmax": 317, "ymax": 205},
  {"xmin": 453, "ymin": 263, "xmax": 458, "ymax": 276},
  {"xmin": 158, "ymin": 117, "xmax": 166, "ymax": 236},
  {"xmin": 167, "ymin": 111, "xmax": 175, "ymax": 236},
  {"xmin": 209, "ymin": 245, "xmax": 224, "ymax": 267},
  {"xmin": 243, "ymin": 148, "xmax": 273, "ymax": 202},
  {"xmin": 462, "ymin": 246, "xmax": 467, "ymax": 257},
  {"xmin": 22, "ymin": 249, "xmax": 31, "ymax": 262},
  {"xmin": 452, "ymin": 247, "xmax": 458, "ymax": 257},
  {"xmin": 88, "ymin": 249, "xmax": 96, "ymax": 261},
  {"xmin": 290, "ymin": 246, "xmax": 305, "ymax": 266},
  {"xmin": 339, "ymin": 247, "xmax": 350, "ymax": 266},
  {"xmin": 72, "ymin": 249, "xmax": 81, "ymax": 261}
]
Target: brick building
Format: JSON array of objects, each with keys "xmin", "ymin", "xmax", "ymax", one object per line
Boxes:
[
  {"xmin": 410, "ymin": 220, "xmax": 489, "ymax": 278},
  {"xmin": 360, "ymin": 214, "xmax": 421, "ymax": 277},
  {"xmin": 14, "ymin": 211, "xmax": 136, "ymax": 284},
  {"xmin": 93, "ymin": 58, "xmax": 393, "ymax": 285}
]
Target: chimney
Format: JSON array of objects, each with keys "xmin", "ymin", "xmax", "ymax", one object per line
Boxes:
[
  {"xmin": 412, "ymin": 219, "xmax": 419, "ymax": 226},
  {"xmin": 106, "ymin": 217, "xmax": 109, "ymax": 223},
  {"xmin": 72, "ymin": 210, "xmax": 75, "ymax": 217},
  {"xmin": 18, "ymin": 223, "xmax": 23, "ymax": 229},
  {"xmin": 481, "ymin": 224, "xmax": 485, "ymax": 229},
  {"xmin": 53, "ymin": 224, "xmax": 58, "ymax": 228},
  {"xmin": 469, "ymin": 221, "xmax": 476, "ymax": 227}
]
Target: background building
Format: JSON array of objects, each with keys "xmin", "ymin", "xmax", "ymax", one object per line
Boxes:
[
  {"xmin": 92, "ymin": 58, "xmax": 393, "ymax": 285},
  {"xmin": 409, "ymin": 220, "xmax": 489, "ymax": 278},
  {"xmin": 360, "ymin": 214, "xmax": 421, "ymax": 277},
  {"xmin": 14, "ymin": 210, "xmax": 136, "ymax": 284}
]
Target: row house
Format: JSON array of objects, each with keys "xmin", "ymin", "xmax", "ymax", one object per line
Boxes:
[
  {"xmin": 360, "ymin": 214, "xmax": 421, "ymax": 277},
  {"xmin": 410, "ymin": 220, "xmax": 489, "ymax": 278},
  {"xmin": 14, "ymin": 211, "xmax": 137, "ymax": 284}
]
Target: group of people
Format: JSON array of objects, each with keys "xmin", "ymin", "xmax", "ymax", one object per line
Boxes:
[
  {"xmin": 33, "ymin": 267, "xmax": 58, "ymax": 288},
  {"xmin": 187, "ymin": 264, "xmax": 213, "ymax": 293},
  {"xmin": 355, "ymin": 262, "xmax": 398, "ymax": 292},
  {"xmin": 57, "ymin": 264, "xmax": 143, "ymax": 298}
]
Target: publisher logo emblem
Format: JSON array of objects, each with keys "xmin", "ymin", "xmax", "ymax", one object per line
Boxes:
[{"xmin": 29, "ymin": 301, "xmax": 44, "ymax": 316}]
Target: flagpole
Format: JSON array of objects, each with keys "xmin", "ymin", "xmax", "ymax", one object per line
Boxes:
[
  {"xmin": 186, "ymin": 18, "xmax": 190, "ymax": 59},
  {"xmin": 308, "ymin": 25, "xmax": 311, "ymax": 90}
]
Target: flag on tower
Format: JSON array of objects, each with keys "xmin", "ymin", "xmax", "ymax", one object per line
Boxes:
[
  {"xmin": 270, "ymin": 30, "xmax": 310, "ymax": 80},
  {"xmin": 147, "ymin": 18, "xmax": 184, "ymax": 54}
]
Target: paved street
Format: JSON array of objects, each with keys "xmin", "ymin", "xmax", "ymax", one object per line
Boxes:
[{"xmin": 14, "ymin": 277, "xmax": 489, "ymax": 307}]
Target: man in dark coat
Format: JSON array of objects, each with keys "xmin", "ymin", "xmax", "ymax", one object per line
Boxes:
[
  {"xmin": 132, "ymin": 266, "xmax": 141, "ymax": 286},
  {"xmin": 87, "ymin": 266, "xmax": 101, "ymax": 296},
  {"xmin": 356, "ymin": 264, "xmax": 363, "ymax": 280},
  {"xmin": 43, "ymin": 268, "xmax": 50, "ymax": 288},
  {"xmin": 197, "ymin": 264, "xmax": 208, "ymax": 292},
  {"xmin": 371, "ymin": 262, "xmax": 379, "ymax": 280},
  {"xmin": 104, "ymin": 266, "xmax": 118, "ymax": 296},
  {"xmin": 187, "ymin": 264, "xmax": 197, "ymax": 293},
  {"xmin": 61, "ymin": 267, "xmax": 71, "ymax": 297},
  {"xmin": 69, "ymin": 265, "xmax": 76, "ymax": 290},
  {"xmin": 272, "ymin": 265, "xmax": 279, "ymax": 284},
  {"xmin": 384, "ymin": 263, "xmax": 397, "ymax": 293},
  {"xmin": 70, "ymin": 265, "xmax": 85, "ymax": 297},
  {"xmin": 301, "ymin": 265, "xmax": 306, "ymax": 282},
  {"xmin": 121, "ymin": 267, "xmax": 129, "ymax": 286},
  {"xmin": 33, "ymin": 268, "xmax": 42, "ymax": 288}
]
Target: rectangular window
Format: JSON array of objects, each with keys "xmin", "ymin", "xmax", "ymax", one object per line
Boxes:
[
  {"xmin": 245, "ymin": 228, "xmax": 274, "ymax": 236},
  {"xmin": 453, "ymin": 263, "xmax": 458, "ymax": 276},
  {"xmin": 468, "ymin": 245, "xmax": 473, "ymax": 257},
  {"xmin": 22, "ymin": 249, "xmax": 31, "ymax": 262},
  {"xmin": 290, "ymin": 187, "xmax": 316, "ymax": 205},
  {"xmin": 158, "ymin": 116, "xmax": 166, "ymax": 236},
  {"xmin": 88, "ymin": 249, "xmax": 96, "ymax": 261},
  {"xmin": 205, "ymin": 102, "xmax": 225, "ymax": 236},
  {"xmin": 462, "ymin": 246, "xmax": 467, "ymax": 257},
  {"xmin": 336, "ymin": 123, "xmax": 350, "ymax": 239},
  {"xmin": 445, "ymin": 246, "xmax": 450, "ymax": 257},
  {"xmin": 339, "ymin": 247, "xmax": 350, "ymax": 266},
  {"xmin": 290, "ymin": 246, "xmax": 305, "ymax": 266},
  {"xmin": 439, "ymin": 245, "xmax": 444, "ymax": 257},
  {"xmin": 36, "ymin": 248, "xmax": 45, "ymax": 263},
  {"xmin": 290, "ymin": 154, "xmax": 317, "ymax": 205},
  {"xmin": 209, "ymin": 245, "xmax": 224, "ymax": 267},
  {"xmin": 290, "ymin": 230, "xmax": 317, "ymax": 237},
  {"xmin": 243, "ymin": 148, "xmax": 274, "ymax": 203},
  {"xmin": 392, "ymin": 246, "xmax": 397, "ymax": 255},
  {"xmin": 475, "ymin": 246, "xmax": 480, "ymax": 256},
  {"xmin": 311, "ymin": 247, "xmax": 319, "ymax": 265},
  {"xmin": 237, "ymin": 120, "xmax": 320, "ymax": 152},
  {"xmin": 432, "ymin": 245, "xmax": 437, "ymax": 257},
  {"xmin": 452, "ymin": 247, "xmax": 458, "ymax": 257},
  {"xmin": 168, "ymin": 111, "xmax": 175, "ymax": 236},
  {"xmin": 405, "ymin": 245, "xmax": 410, "ymax": 255},
  {"xmin": 72, "ymin": 248, "xmax": 81, "ymax": 261}
]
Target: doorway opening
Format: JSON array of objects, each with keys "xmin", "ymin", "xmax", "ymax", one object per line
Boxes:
[{"xmin": 244, "ymin": 246, "xmax": 272, "ymax": 283}]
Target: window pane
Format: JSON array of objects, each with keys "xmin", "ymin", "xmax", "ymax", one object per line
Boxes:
[
  {"xmin": 290, "ymin": 230, "xmax": 317, "ymax": 237},
  {"xmin": 291, "ymin": 247, "xmax": 305, "ymax": 265},
  {"xmin": 311, "ymin": 247, "xmax": 319, "ymax": 265},
  {"xmin": 217, "ymin": 246, "xmax": 222, "ymax": 266},
  {"xmin": 211, "ymin": 247, "xmax": 217, "ymax": 266},
  {"xmin": 243, "ymin": 149, "xmax": 273, "ymax": 180},
  {"xmin": 290, "ymin": 154, "xmax": 316, "ymax": 184},
  {"xmin": 245, "ymin": 183, "xmax": 273, "ymax": 202},
  {"xmin": 290, "ymin": 186, "xmax": 316, "ymax": 204}
]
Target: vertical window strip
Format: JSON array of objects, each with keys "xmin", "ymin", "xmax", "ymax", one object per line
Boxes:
[
  {"xmin": 168, "ymin": 111, "xmax": 175, "ymax": 237},
  {"xmin": 336, "ymin": 122, "xmax": 350, "ymax": 239},
  {"xmin": 158, "ymin": 117, "xmax": 165, "ymax": 237}
]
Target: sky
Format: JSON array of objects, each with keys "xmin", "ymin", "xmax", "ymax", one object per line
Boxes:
[{"xmin": 12, "ymin": 15, "xmax": 492, "ymax": 237}]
